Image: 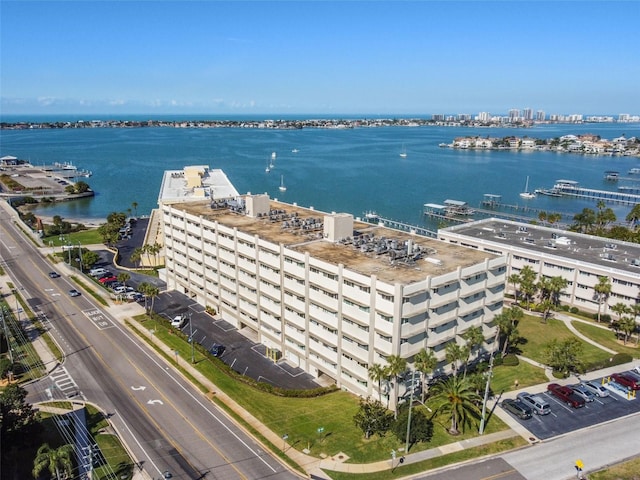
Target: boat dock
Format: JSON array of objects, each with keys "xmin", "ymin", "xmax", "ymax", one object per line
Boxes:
[
  {"xmin": 362, "ymin": 215, "xmax": 437, "ymax": 238},
  {"xmin": 553, "ymin": 180, "xmax": 640, "ymax": 206}
]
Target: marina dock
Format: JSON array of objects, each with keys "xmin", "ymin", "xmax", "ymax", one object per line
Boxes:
[{"xmin": 553, "ymin": 180, "xmax": 640, "ymax": 206}]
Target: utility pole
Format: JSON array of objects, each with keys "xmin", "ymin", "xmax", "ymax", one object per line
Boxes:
[{"xmin": 1, "ymin": 308, "xmax": 14, "ymax": 363}]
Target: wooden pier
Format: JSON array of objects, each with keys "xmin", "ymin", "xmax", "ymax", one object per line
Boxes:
[{"xmin": 554, "ymin": 183, "xmax": 640, "ymax": 206}]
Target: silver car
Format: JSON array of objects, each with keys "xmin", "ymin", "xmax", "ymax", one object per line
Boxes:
[
  {"xmin": 581, "ymin": 381, "xmax": 609, "ymax": 398},
  {"xmin": 571, "ymin": 384, "xmax": 595, "ymax": 402}
]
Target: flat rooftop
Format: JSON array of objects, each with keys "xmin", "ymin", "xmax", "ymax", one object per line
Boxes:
[
  {"xmin": 441, "ymin": 218, "xmax": 640, "ymax": 276},
  {"xmin": 170, "ymin": 199, "xmax": 497, "ymax": 285},
  {"xmin": 158, "ymin": 166, "xmax": 239, "ymax": 204}
]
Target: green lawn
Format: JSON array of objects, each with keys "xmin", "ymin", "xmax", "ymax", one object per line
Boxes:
[
  {"xmin": 135, "ymin": 315, "xmax": 509, "ymax": 464},
  {"xmin": 571, "ymin": 321, "xmax": 639, "ymax": 358},
  {"xmin": 517, "ymin": 316, "xmax": 612, "ymax": 366},
  {"xmin": 43, "ymin": 228, "xmax": 103, "ymax": 246},
  {"xmin": 491, "ymin": 362, "xmax": 548, "ymax": 394},
  {"xmin": 325, "ymin": 437, "xmax": 528, "ymax": 480}
]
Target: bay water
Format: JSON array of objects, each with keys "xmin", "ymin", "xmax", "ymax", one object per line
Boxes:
[{"xmin": 1, "ymin": 119, "xmax": 639, "ymax": 230}]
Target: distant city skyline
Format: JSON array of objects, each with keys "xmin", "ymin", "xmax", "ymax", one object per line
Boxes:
[{"xmin": 1, "ymin": 1, "xmax": 639, "ymax": 116}]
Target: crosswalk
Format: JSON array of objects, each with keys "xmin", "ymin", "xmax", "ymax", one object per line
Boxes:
[{"xmin": 48, "ymin": 365, "xmax": 83, "ymax": 399}]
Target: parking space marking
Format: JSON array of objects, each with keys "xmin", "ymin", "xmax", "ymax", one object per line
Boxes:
[{"xmin": 82, "ymin": 309, "xmax": 114, "ymax": 330}]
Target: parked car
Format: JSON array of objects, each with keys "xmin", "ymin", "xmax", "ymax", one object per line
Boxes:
[
  {"xmin": 611, "ymin": 373, "xmax": 640, "ymax": 391},
  {"xmin": 502, "ymin": 398, "xmax": 532, "ymax": 420},
  {"xmin": 48, "ymin": 271, "xmax": 60, "ymax": 278},
  {"xmin": 581, "ymin": 381, "xmax": 610, "ymax": 398},
  {"xmin": 547, "ymin": 383, "xmax": 585, "ymax": 408},
  {"xmin": 571, "ymin": 384, "xmax": 595, "ymax": 402},
  {"xmin": 99, "ymin": 276, "xmax": 118, "ymax": 284},
  {"xmin": 68, "ymin": 289, "xmax": 81, "ymax": 297},
  {"xmin": 633, "ymin": 365, "xmax": 640, "ymax": 375},
  {"xmin": 171, "ymin": 314, "xmax": 187, "ymax": 328},
  {"xmin": 209, "ymin": 344, "xmax": 225, "ymax": 357},
  {"xmin": 516, "ymin": 392, "xmax": 551, "ymax": 415},
  {"xmin": 90, "ymin": 267, "xmax": 109, "ymax": 277},
  {"xmin": 126, "ymin": 291, "xmax": 144, "ymax": 302}
]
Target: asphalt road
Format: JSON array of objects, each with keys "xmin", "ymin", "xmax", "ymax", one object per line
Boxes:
[{"xmin": 0, "ymin": 209, "xmax": 299, "ymax": 480}]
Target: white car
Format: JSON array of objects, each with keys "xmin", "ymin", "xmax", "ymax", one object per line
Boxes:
[
  {"xmin": 581, "ymin": 380, "xmax": 610, "ymax": 398},
  {"xmin": 633, "ymin": 365, "xmax": 640, "ymax": 375},
  {"xmin": 171, "ymin": 314, "xmax": 186, "ymax": 328}
]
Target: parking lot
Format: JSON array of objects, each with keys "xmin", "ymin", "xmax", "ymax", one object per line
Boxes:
[
  {"xmin": 152, "ymin": 291, "xmax": 323, "ymax": 391},
  {"xmin": 501, "ymin": 372, "xmax": 640, "ymax": 440}
]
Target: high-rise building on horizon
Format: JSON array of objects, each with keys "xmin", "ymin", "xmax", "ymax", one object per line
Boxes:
[
  {"xmin": 523, "ymin": 108, "xmax": 533, "ymax": 121},
  {"xmin": 536, "ymin": 110, "xmax": 545, "ymax": 122}
]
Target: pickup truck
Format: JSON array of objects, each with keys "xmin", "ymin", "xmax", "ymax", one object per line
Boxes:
[{"xmin": 547, "ymin": 383, "xmax": 585, "ymax": 408}]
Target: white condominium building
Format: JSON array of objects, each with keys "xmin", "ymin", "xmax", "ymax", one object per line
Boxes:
[
  {"xmin": 158, "ymin": 172, "xmax": 507, "ymax": 404},
  {"xmin": 438, "ymin": 219, "xmax": 640, "ymax": 315}
]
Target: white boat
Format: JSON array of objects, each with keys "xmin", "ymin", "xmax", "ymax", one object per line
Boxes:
[
  {"xmin": 519, "ymin": 176, "xmax": 536, "ymax": 199},
  {"xmin": 279, "ymin": 174, "xmax": 287, "ymax": 192},
  {"xmin": 399, "ymin": 145, "xmax": 407, "ymax": 158},
  {"xmin": 364, "ymin": 211, "xmax": 379, "ymax": 220},
  {"xmin": 629, "ymin": 168, "xmax": 640, "ymax": 174},
  {"xmin": 265, "ymin": 158, "xmax": 271, "ymax": 173},
  {"xmin": 291, "ymin": 148, "xmax": 299, "ymax": 153}
]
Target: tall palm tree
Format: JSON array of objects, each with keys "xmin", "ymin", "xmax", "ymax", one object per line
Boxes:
[
  {"xmin": 132, "ymin": 201, "xmax": 138, "ymax": 218},
  {"xmin": 130, "ymin": 247, "xmax": 143, "ymax": 268},
  {"xmin": 430, "ymin": 376, "xmax": 481, "ymax": 435},
  {"xmin": 385, "ymin": 354, "xmax": 407, "ymax": 418},
  {"xmin": 594, "ymin": 276, "xmax": 612, "ymax": 322},
  {"xmin": 461, "ymin": 326, "xmax": 484, "ymax": 377},
  {"xmin": 117, "ymin": 272, "xmax": 131, "ymax": 288},
  {"xmin": 367, "ymin": 363, "xmax": 388, "ymax": 403},
  {"xmin": 445, "ymin": 342, "xmax": 468, "ymax": 377},
  {"xmin": 32, "ymin": 443, "xmax": 74, "ymax": 480},
  {"xmin": 414, "ymin": 348, "xmax": 437, "ymax": 402},
  {"xmin": 508, "ymin": 273, "xmax": 521, "ymax": 305}
]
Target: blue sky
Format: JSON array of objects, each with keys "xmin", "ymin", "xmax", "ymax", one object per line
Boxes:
[{"xmin": 1, "ymin": 1, "xmax": 639, "ymax": 116}]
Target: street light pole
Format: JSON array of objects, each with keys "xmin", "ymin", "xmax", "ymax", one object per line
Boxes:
[
  {"xmin": 404, "ymin": 370, "xmax": 415, "ymax": 455},
  {"xmin": 189, "ymin": 313, "xmax": 195, "ymax": 364},
  {"xmin": 480, "ymin": 326, "xmax": 501, "ymax": 435}
]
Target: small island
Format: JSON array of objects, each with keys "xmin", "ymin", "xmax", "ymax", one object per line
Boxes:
[{"xmin": 442, "ymin": 134, "xmax": 640, "ymax": 157}]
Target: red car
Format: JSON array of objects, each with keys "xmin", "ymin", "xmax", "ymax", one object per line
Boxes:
[
  {"xmin": 99, "ymin": 276, "xmax": 117, "ymax": 284},
  {"xmin": 547, "ymin": 383, "xmax": 585, "ymax": 408},
  {"xmin": 611, "ymin": 373, "xmax": 640, "ymax": 391}
]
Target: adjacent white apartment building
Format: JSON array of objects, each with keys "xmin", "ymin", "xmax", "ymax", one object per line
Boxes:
[
  {"xmin": 438, "ymin": 218, "xmax": 640, "ymax": 314},
  {"xmin": 158, "ymin": 168, "xmax": 507, "ymax": 404}
]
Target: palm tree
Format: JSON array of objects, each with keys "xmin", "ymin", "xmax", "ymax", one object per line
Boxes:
[
  {"xmin": 461, "ymin": 326, "xmax": 484, "ymax": 377},
  {"xmin": 445, "ymin": 342, "xmax": 468, "ymax": 377},
  {"xmin": 619, "ymin": 315, "xmax": 636, "ymax": 345},
  {"xmin": 508, "ymin": 273, "xmax": 521, "ymax": 304},
  {"xmin": 594, "ymin": 276, "xmax": 612, "ymax": 322},
  {"xmin": 494, "ymin": 306, "xmax": 523, "ymax": 356},
  {"xmin": 413, "ymin": 348, "xmax": 437, "ymax": 402},
  {"xmin": 130, "ymin": 247, "xmax": 143, "ymax": 268},
  {"xmin": 32, "ymin": 443, "xmax": 74, "ymax": 480},
  {"xmin": 430, "ymin": 376, "xmax": 481, "ymax": 435},
  {"xmin": 518, "ymin": 266, "xmax": 538, "ymax": 307},
  {"xmin": 132, "ymin": 201, "xmax": 138, "ymax": 218},
  {"xmin": 610, "ymin": 302, "xmax": 629, "ymax": 323},
  {"xmin": 385, "ymin": 354, "xmax": 407, "ymax": 419},
  {"xmin": 146, "ymin": 285, "xmax": 160, "ymax": 314},
  {"xmin": 625, "ymin": 204, "xmax": 640, "ymax": 229},
  {"xmin": 117, "ymin": 272, "xmax": 130, "ymax": 288},
  {"xmin": 368, "ymin": 363, "xmax": 388, "ymax": 403}
]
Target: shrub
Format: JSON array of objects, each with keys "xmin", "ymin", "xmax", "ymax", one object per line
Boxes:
[
  {"xmin": 570, "ymin": 307, "xmax": 579, "ymax": 314},
  {"xmin": 585, "ymin": 353, "xmax": 634, "ymax": 372},
  {"xmin": 502, "ymin": 354, "xmax": 520, "ymax": 366}
]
